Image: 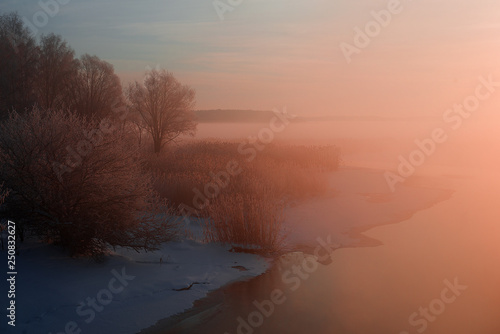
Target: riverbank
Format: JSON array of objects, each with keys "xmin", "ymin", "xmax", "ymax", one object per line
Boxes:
[
  {"xmin": 139, "ymin": 166, "xmax": 454, "ymax": 334},
  {"xmin": 0, "ymin": 219, "xmax": 270, "ymax": 334},
  {"xmin": 1, "ymin": 165, "xmax": 459, "ymax": 334}
]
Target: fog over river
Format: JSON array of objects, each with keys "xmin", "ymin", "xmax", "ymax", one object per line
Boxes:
[{"xmin": 142, "ymin": 118, "xmax": 500, "ymax": 334}]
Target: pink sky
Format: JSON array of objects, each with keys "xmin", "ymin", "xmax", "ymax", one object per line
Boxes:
[
  {"xmin": 117, "ymin": 0, "xmax": 500, "ymax": 116},
  {"xmin": 8, "ymin": 0, "xmax": 497, "ymax": 116}
]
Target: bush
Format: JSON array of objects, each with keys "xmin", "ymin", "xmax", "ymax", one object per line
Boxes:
[{"xmin": 0, "ymin": 108, "xmax": 178, "ymax": 257}]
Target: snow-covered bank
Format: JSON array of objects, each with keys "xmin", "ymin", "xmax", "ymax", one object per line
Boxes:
[
  {"xmin": 1, "ymin": 166, "xmax": 454, "ymax": 334},
  {"xmin": 137, "ymin": 167, "xmax": 457, "ymax": 334},
  {"xmin": 0, "ymin": 219, "xmax": 270, "ymax": 334}
]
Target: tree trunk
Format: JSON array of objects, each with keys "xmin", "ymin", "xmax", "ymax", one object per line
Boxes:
[{"xmin": 153, "ymin": 137, "xmax": 162, "ymax": 154}]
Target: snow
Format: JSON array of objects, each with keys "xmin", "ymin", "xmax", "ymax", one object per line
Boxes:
[{"xmin": 0, "ymin": 218, "xmax": 270, "ymax": 334}]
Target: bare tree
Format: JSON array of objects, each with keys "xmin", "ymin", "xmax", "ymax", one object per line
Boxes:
[
  {"xmin": 67, "ymin": 54, "xmax": 124, "ymax": 120},
  {"xmin": 35, "ymin": 33, "xmax": 78, "ymax": 110},
  {"xmin": 127, "ymin": 70, "xmax": 196, "ymax": 153},
  {"xmin": 0, "ymin": 12, "xmax": 38, "ymax": 117}
]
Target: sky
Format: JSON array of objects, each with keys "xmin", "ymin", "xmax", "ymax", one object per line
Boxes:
[{"xmin": 2, "ymin": 0, "xmax": 500, "ymax": 117}]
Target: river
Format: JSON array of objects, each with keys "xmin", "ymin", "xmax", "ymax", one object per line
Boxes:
[{"xmin": 141, "ymin": 119, "xmax": 500, "ymax": 334}]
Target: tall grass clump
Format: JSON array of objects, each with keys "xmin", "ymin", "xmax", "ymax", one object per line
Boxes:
[
  {"xmin": 142, "ymin": 139, "xmax": 341, "ymax": 253},
  {"xmin": 203, "ymin": 193, "xmax": 285, "ymax": 254}
]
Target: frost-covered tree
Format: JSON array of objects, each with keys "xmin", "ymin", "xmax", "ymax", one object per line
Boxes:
[
  {"xmin": 0, "ymin": 108, "xmax": 178, "ymax": 257},
  {"xmin": 67, "ymin": 54, "xmax": 124, "ymax": 120},
  {"xmin": 127, "ymin": 70, "xmax": 196, "ymax": 153},
  {"xmin": 0, "ymin": 12, "xmax": 38, "ymax": 117},
  {"xmin": 35, "ymin": 33, "xmax": 78, "ymax": 111}
]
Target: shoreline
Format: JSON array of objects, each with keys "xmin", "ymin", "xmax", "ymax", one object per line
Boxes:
[
  {"xmin": 138, "ymin": 166, "xmax": 455, "ymax": 334},
  {"xmin": 2, "ymin": 223, "xmax": 270, "ymax": 334},
  {"xmin": 346, "ymin": 179, "xmax": 454, "ymax": 248}
]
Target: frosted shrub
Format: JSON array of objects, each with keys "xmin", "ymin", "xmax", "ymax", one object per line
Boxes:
[{"xmin": 0, "ymin": 108, "xmax": 178, "ymax": 257}]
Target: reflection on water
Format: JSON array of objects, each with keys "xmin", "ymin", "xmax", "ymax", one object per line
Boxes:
[
  {"xmin": 144, "ymin": 175, "xmax": 500, "ymax": 334},
  {"xmin": 144, "ymin": 120, "xmax": 500, "ymax": 334}
]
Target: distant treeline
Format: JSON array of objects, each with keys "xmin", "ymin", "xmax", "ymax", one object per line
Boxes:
[{"xmin": 194, "ymin": 109, "xmax": 285, "ymax": 123}]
